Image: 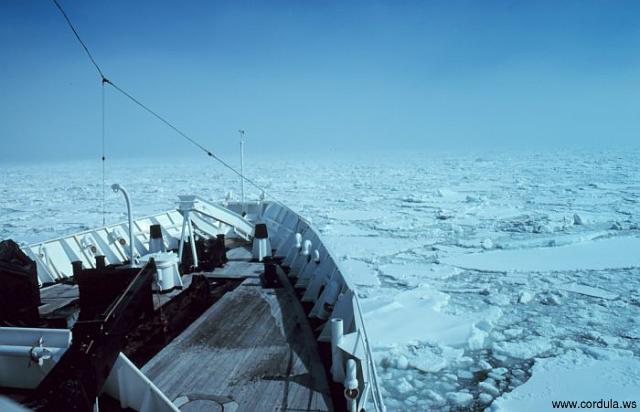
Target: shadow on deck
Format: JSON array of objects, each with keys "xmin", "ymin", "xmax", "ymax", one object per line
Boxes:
[{"xmin": 142, "ymin": 247, "xmax": 333, "ymax": 412}]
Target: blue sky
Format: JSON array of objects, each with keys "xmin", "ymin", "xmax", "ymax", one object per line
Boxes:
[{"xmin": 1, "ymin": 0, "xmax": 639, "ymax": 162}]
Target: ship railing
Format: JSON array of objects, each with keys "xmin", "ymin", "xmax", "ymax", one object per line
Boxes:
[
  {"xmin": 253, "ymin": 200, "xmax": 386, "ymax": 412},
  {"xmin": 25, "ymin": 196, "xmax": 252, "ymax": 286}
]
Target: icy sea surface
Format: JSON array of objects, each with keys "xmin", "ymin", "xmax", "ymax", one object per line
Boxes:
[{"xmin": 2, "ymin": 151, "xmax": 640, "ymax": 411}]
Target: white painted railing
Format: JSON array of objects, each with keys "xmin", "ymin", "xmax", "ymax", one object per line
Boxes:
[
  {"xmin": 0, "ymin": 327, "xmax": 71, "ymax": 389},
  {"xmin": 247, "ymin": 200, "xmax": 387, "ymax": 412},
  {"xmin": 0, "ymin": 327, "xmax": 177, "ymax": 412},
  {"xmin": 103, "ymin": 353, "xmax": 179, "ymax": 412},
  {"xmin": 25, "ymin": 196, "xmax": 252, "ymax": 286},
  {"xmin": 15, "ymin": 195, "xmax": 384, "ymax": 411}
]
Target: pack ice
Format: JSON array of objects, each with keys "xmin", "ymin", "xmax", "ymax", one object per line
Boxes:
[{"xmin": 2, "ymin": 152, "xmax": 640, "ymax": 411}]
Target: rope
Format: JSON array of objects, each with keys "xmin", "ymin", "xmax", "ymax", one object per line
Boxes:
[{"xmin": 51, "ymin": 0, "xmax": 286, "ymax": 208}]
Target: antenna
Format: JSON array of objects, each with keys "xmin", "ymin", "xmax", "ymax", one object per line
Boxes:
[
  {"xmin": 101, "ymin": 80, "xmax": 106, "ymax": 226},
  {"xmin": 238, "ymin": 129, "xmax": 246, "ymax": 215},
  {"xmin": 50, "ymin": 0, "xmax": 287, "ymax": 208}
]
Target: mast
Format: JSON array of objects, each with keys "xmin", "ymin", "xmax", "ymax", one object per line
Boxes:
[{"xmin": 238, "ymin": 129, "xmax": 246, "ymax": 215}]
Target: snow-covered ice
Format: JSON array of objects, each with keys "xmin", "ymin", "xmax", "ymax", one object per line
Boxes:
[
  {"xmin": 490, "ymin": 350, "xmax": 640, "ymax": 412},
  {"xmin": 362, "ymin": 285, "xmax": 502, "ymax": 348},
  {"xmin": 558, "ymin": 282, "xmax": 618, "ymax": 300},
  {"xmin": 443, "ymin": 235, "xmax": 640, "ymax": 272},
  {"xmin": 339, "ymin": 258, "xmax": 381, "ymax": 287},
  {"xmin": 1, "ymin": 151, "xmax": 640, "ymax": 411}
]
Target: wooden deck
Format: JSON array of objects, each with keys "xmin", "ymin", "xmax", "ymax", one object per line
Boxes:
[
  {"xmin": 39, "ymin": 283, "xmax": 79, "ymax": 316},
  {"xmin": 37, "ymin": 243, "xmax": 256, "ymax": 316},
  {"xmin": 142, "ymin": 248, "xmax": 334, "ymax": 412},
  {"xmin": 38, "ymin": 274, "xmax": 197, "ymax": 317}
]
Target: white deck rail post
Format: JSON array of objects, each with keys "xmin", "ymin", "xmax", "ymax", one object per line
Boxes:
[
  {"xmin": 330, "ymin": 318, "xmax": 345, "ymax": 382},
  {"xmin": 344, "ymin": 359, "xmax": 359, "ymax": 412}
]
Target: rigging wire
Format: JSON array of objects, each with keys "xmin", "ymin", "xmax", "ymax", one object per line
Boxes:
[
  {"xmin": 104, "ymin": 81, "xmax": 281, "ymax": 204},
  {"xmin": 50, "ymin": 3, "xmax": 386, "ymax": 410},
  {"xmin": 101, "ymin": 79, "xmax": 106, "ymax": 225},
  {"xmin": 51, "ymin": 0, "xmax": 285, "ymax": 207},
  {"xmin": 51, "ymin": 0, "xmax": 107, "ymax": 82}
]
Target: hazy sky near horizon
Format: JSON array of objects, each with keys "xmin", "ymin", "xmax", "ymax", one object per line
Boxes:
[{"xmin": 1, "ymin": 0, "xmax": 639, "ymax": 163}]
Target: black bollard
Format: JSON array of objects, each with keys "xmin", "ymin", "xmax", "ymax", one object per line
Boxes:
[
  {"xmin": 149, "ymin": 224, "xmax": 164, "ymax": 253},
  {"xmin": 150, "ymin": 224, "xmax": 162, "ymax": 240},
  {"xmin": 71, "ymin": 260, "xmax": 83, "ymax": 283},
  {"xmin": 216, "ymin": 234, "xmax": 227, "ymax": 263},
  {"xmin": 95, "ymin": 255, "xmax": 106, "ymax": 270},
  {"xmin": 254, "ymin": 223, "xmax": 268, "ymax": 239},
  {"xmin": 261, "ymin": 256, "xmax": 280, "ymax": 288}
]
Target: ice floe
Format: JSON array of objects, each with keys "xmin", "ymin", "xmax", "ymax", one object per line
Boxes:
[
  {"xmin": 377, "ymin": 262, "xmax": 459, "ymax": 287},
  {"xmin": 361, "ymin": 285, "xmax": 503, "ymax": 347},
  {"xmin": 558, "ymin": 282, "xmax": 618, "ymax": 300},
  {"xmin": 3, "ymin": 152, "xmax": 640, "ymax": 411},
  {"xmin": 339, "ymin": 258, "xmax": 381, "ymax": 287},
  {"xmin": 443, "ymin": 236, "xmax": 640, "ymax": 272},
  {"xmin": 491, "ymin": 350, "xmax": 640, "ymax": 411}
]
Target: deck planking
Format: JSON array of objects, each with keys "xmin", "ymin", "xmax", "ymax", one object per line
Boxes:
[
  {"xmin": 201, "ymin": 246, "xmax": 264, "ymax": 280},
  {"xmin": 38, "ymin": 272, "xmax": 196, "ymax": 317},
  {"xmin": 39, "ymin": 283, "xmax": 78, "ymax": 316},
  {"xmin": 142, "ymin": 252, "xmax": 333, "ymax": 412}
]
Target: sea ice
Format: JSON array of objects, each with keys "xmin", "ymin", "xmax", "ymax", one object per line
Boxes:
[
  {"xmin": 446, "ymin": 391, "xmax": 473, "ymax": 407},
  {"xmin": 479, "ymin": 392, "xmax": 494, "ymax": 404},
  {"xmin": 479, "ymin": 380, "xmax": 501, "ymax": 397},
  {"xmin": 339, "ymin": 258, "xmax": 381, "ymax": 287},
  {"xmin": 557, "ymin": 282, "xmax": 618, "ymax": 300},
  {"xmin": 518, "ymin": 290, "xmax": 534, "ymax": 304},
  {"xmin": 377, "ymin": 262, "xmax": 458, "ymax": 286},
  {"xmin": 323, "ymin": 209, "xmax": 387, "ymax": 221},
  {"xmin": 492, "ymin": 337, "xmax": 553, "ymax": 360},
  {"xmin": 573, "ymin": 213, "xmax": 584, "ymax": 225},
  {"xmin": 491, "ymin": 350, "xmax": 640, "ymax": 412},
  {"xmin": 3, "ymin": 153, "xmax": 640, "ymax": 411},
  {"xmin": 443, "ymin": 236, "xmax": 640, "ymax": 272},
  {"xmin": 323, "ymin": 235, "xmax": 413, "ymax": 260},
  {"xmin": 362, "ymin": 286, "xmax": 502, "ymax": 348}
]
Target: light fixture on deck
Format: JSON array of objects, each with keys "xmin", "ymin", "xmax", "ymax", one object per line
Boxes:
[
  {"xmin": 177, "ymin": 195, "xmax": 200, "ymax": 269},
  {"xmin": 111, "ymin": 183, "xmax": 135, "ymax": 266}
]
